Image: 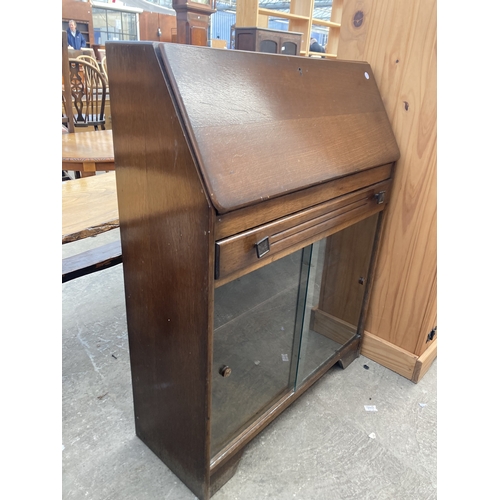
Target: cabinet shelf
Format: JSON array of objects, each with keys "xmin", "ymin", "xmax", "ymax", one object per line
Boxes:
[
  {"xmin": 311, "ymin": 19, "xmax": 341, "ymax": 29},
  {"xmin": 302, "ymin": 51, "xmax": 338, "ymax": 59},
  {"xmin": 258, "ymin": 8, "xmax": 310, "ymax": 21}
]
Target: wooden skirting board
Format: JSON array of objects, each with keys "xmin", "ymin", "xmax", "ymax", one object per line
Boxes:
[{"xmin": 361, "ymin": 331, "xmax": 437, "ymax": 383}]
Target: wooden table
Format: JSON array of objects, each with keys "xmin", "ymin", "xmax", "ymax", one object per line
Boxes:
[
  {"xmin": 62, "ymin": 172, "xmax": 122, "ymax": 282},
  {"xmin": 62, "ymin": 171, "xmax": 118, "ymax": 244},
  {"xmin": 62, "ymin": 129, "xmax": 114, "ymax": 177}
]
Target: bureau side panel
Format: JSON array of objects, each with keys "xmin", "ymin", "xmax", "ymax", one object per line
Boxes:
[{"xmin": 107, "ymin": 42, "xmax": 213, "ymax": 500}]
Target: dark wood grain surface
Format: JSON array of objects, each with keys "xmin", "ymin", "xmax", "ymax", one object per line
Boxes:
[
  {"xmin": 106, "ymin": 41, "xmax": 399, "ymax": 499},
  {"xmin": 159, "ymin": 44, "xmax": 399, "ymax": 213},
  {"xmin": 107, "ymin": 42, "xmax": 213, "ymax": 500}
]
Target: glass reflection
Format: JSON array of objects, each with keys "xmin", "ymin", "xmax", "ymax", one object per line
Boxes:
[
  {"xmin": 296, "ymin": 214, "xmax": 379, "ymax": 385},
  {"xmin": 211, "ymin": 214, "xmax": 379, "ymax": 457},
  {"xmin": 211, "ymin": 250, "xmax": 305, "ymax": 457}
]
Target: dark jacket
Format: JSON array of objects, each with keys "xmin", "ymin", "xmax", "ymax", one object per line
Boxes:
[
  {"xmin": 67, "ymin": 28, "xmax": 86, "ymax": 50},
  {"xmin": 310, "ymin": 41, "xmax": 325, "ymax": 54}
]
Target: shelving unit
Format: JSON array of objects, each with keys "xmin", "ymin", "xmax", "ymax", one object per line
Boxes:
[{"xmin": 236, "ymin": 0, "xmax": 343, "ymax": 58}]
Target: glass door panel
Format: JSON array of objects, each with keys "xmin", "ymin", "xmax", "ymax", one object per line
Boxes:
[
  {"xmin": 295, "ymin": 214, "xmax": 379, "ymax": 386},
  {"xmin": 210, "ymin": 213, "xmax": 379, "ymax": 457},
  {"xmin": 211, "ymin": 249, "xmax": 310, "ymax": 457}
]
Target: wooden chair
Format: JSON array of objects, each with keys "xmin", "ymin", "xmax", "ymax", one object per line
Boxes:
[
  {"xmin": 100, "ymin": 55, "xmax": 108, "ymax": 83},
  {"xmin": 76, "ymin": 54, "xmax": 101, "ymax": 72},
  {"xmin": 77, "ymin": 54, "xmax": 108, "ymax": 89},
  {"xmin": 62, "ymin": 31, "xmax": 75, "ymax": 133},
  {"xmin": 62, "ymin": 30, "xmax": 74, "ymax": 181},
  {"xmin": 68, "ymin": 58, "xmax": 107, "ymax": 131}
]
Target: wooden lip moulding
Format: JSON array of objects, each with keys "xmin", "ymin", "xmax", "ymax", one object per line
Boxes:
[{"xmin": 106, "ymin": 41, "xmax": 400, "ymax": 499}]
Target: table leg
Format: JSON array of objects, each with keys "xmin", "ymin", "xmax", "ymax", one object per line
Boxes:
[{"xmin": 82, "ymin": 161, "xmax": 97, "ymax": 177}]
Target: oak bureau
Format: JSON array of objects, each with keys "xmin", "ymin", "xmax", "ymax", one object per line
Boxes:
[{"xmin": 106, "ymin": 41, "xmax": 400, "ymax": 499}]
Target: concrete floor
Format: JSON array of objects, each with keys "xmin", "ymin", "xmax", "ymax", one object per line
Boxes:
[{"xmin": 62, "ymin": 228, "xmax": 437, "ymax": 500}]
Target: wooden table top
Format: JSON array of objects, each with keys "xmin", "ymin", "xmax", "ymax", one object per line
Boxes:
[
  {"xmin": 62, "ymin": 130, "xmax": 114, "ymax": 163},
  {"xmin": 62, "ymin": 172, "xmax": 119, "ymax": 243}
]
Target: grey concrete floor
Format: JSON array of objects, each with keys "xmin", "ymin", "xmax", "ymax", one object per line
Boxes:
[{"xmin": 62, "ymin": 229, "xmax": 437, "ymax": 500}]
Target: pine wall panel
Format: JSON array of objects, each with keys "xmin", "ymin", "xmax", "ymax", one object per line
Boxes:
[{"xmin": 338, "ymin": 0, "xmax": 437, "ymax": 358}]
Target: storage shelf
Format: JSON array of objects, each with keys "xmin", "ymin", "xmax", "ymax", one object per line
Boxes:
[
  {"xmin": 238, "ymin": 0, "xmax": 343, "ymax": 58},
  {"xmin": 301, "ymin": 51, "xmax": 339, "ymax": 59},
  {"xmin": 311, "ymin": 19, "xmax": 341, "ymax": 29},
  {"xmin": 258, "ymin": 8, "xmax": 310, "ymax": 22}
]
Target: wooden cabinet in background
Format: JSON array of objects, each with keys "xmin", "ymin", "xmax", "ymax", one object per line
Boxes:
[
  {"xmin": 235, "ymin": 27, "xmax": 301, "ymax": 55},
  {"xmin": 172, "ymin": 0, "xmax": 216, "ymax": 46},
  {"xmin": 139, "ymin": 11, "xmax": 177, "ymax": 43},
  {"xmin": 236, "ymin": 0, "xmax": 343, "ymax": 58}
]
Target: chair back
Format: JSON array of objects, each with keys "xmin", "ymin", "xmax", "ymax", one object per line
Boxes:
[
  {"xmin": 62, "ymin": 31, "xmax": 75, "ymax": 133},
  {"xmin": 100, "ymin": 55, "xmax": 108, "ymax": 83},
  {"xmin": 68, "ymin": 58, "xmax": 107, "ymax": 130},
  {"xmin": 77, "ymin": 54, "xmax": 107, "ymax": 86},
  {"xmin": 76, "ymin": 54, "xmax": 101, "ymax": 71}
]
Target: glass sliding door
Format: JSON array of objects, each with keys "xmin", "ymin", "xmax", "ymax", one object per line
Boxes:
[
  {"xmin": 294, "ymin": 214, "xmax": 379, "ymax": 386},
  {"xmin": 211, "ymin": 249, "xmax": 307, "ymax": 457},
  {"xmin": 211, "ymin": 213, "xmax": 379, "ymax": 457}
]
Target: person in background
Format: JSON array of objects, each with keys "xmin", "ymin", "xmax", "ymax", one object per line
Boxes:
[
  {"xmin": 67, "ymin": 20, "xmax": 86, "ymax": 50},
  {"xmin": 309, "ymin": 37, "xmax": 325, "ymax": 54}
]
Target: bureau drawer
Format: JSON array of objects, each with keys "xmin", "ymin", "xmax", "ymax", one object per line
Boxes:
[{"xmin": 215, "ymin": 180, "xmax": 391, "ymax": 285}]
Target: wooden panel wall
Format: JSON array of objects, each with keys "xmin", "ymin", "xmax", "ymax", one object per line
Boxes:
[
  {"xmin": 139, "ymin": 11, "xmax": 177, "ymax": 43},
  {"xmin": 338, "ymin": 0, "xmax": 437, "ymax": 357}
]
